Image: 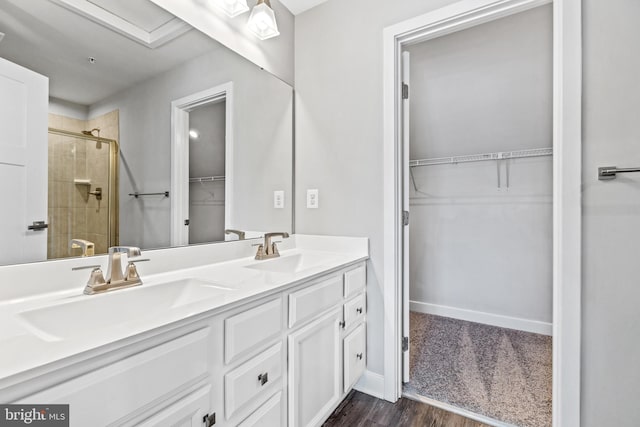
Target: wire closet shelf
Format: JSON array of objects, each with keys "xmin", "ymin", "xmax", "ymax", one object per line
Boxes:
[
  {"xmin": 409, "ymin": 147, "xmax": 552, "ymax": 168},
  {"xmin": 189, "ymin": 175, "xmax": 226, "ymax": 183}
]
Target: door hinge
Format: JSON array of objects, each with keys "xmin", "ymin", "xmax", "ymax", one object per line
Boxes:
[
  {"xmin": 203, "ymin": 412, "xmax": 215, "ymax": 426},
  {"xmin": 402, "ymin": 211, "xmax": 409, "ymax": 226},
  {"xmin": 402, "ymin": 336, "xmax": 409, "ymax": 352},
  {"xmin": 402, "ymin": 82, "xmax": 409, "ymax": 100}
]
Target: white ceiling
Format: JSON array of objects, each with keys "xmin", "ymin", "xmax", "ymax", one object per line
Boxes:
[
  {"xmin": 0, "ymin": 0, "xmax": 219, "ymax": 105},
  {"xmin": 278, "ymin": 0, "xmax": 329, "ymax": 15}
]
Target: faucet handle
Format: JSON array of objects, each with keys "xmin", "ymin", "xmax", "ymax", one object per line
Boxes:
[
  {"xmin": 254, "ymin": 244, "xmax": 266, "ymax": 260},
  {"xmin": 125, "ymin": 262, "xmax": 141, "ymax": 282},
  {"xmin": 83, "ymin": 267, "xmax": 108, "ymax": 295},
  {"xmin": 88, "ymin": 267, "xmax": 106, "ymax": 285},
  {"xmin": 125, "ymin": 258, "xmax": 149, "ymax": 282}
]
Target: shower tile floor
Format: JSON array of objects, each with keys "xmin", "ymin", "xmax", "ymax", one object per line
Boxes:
[{"xmin": 404, "ymin": 312, "xmax": 552, "ymax": 427}]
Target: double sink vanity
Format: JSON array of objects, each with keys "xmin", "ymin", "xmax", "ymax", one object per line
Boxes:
[{"xmin": 0, "ymin": 235, "xmax": 369, "ymax": 427}]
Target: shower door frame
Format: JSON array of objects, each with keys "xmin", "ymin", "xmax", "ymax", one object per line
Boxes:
[
  {"xmin": 48, "ymin": 128, "xmax": 120, "ymax": 252},
  {"xmin": 382, "ymin": 0, "xmax": 582, "ymax": 426}
]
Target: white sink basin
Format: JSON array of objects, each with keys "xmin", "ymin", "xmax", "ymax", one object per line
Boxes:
[
  {"xmin": 244, "ymin": 253, "xmax": 339, "ymax": 274},
  {"xmin": 19, "ymin": 278, "xmax": 232, "ymax": 341}
]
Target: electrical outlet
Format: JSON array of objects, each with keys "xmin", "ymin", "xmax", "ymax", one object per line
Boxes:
[
  {"xmin": 274, "ymin": 190, "xmax": 284, "ymax": 209},
  {"xmin": 307, "ymin": 189, "xmax": 319, "ymax": 209}
]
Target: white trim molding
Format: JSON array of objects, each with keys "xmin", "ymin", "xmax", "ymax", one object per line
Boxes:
[
  {"xmin": 354, "ymin": 370, "xmax": 385, "ymax": 400},
  {"xmin": 50, "ymin": 0, "xmax": 191, "ymax": 48},
  {"xmin": 170, "ymin": 82, "xmax": 234, "ymax": 247},
  {"xmin": 410, "ymin": 301, "xmax": 553, "ymax": 336},
  {"xmin": 382, "ymin": 1, "xmax": 582, "ymax": 426}
]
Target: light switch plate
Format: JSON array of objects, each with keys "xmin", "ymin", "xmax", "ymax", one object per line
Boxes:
[
  {"xmin": 274, "ymin": 190, "xmax": 284, "ymax": 209},
  {"xmin": 307, "ymin": 189, "xmax": 319, "ymax": 209}
]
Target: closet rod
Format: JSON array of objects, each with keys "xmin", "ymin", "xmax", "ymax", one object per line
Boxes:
[
  {"xmin": 189, "ymin": 176, "xmax": 225, "ymax": 183},
  {"xmin": 410, "ymin": 147, "xmax": 552, "ymax": 168}
]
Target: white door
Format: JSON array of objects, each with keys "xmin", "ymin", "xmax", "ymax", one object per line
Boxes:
[
  {"xmin": 288, "ymin": 308, "xmax": 342, "ymax": 427},
  {"xmin": 0, "ymin": 57, "xmax": 48, "ymax": 265},
  {"xmin": 401, "ymin": 51, "xmax": 411, "ymax": 383}
]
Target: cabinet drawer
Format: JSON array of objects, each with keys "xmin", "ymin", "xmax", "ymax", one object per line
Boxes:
[
  {"xmin": 343, "ymin": 323, "xmax": 366, "ymax": 393},
  {"xmin": 136, "ymin": 385, "xmax": 211, "ymax": 427},
  {"xmin": 344, "ymin": 265, "xmax": 366, "ymax": 297},
  {"xmin": 289, "ymin": 275, "xmax": 342, "ymax": 328},
  {"xmin": 224, "ymin": 342, "xmax": 283, "ymax": 419},
  {"xmin": 237, "ymin": 391, "xmax": 282, "ymax": 427},
  {"xmin": 344, "ymin": 293, "xmax": 366, "ymax": 329},
  {"xmin": 20, "ymin": 328, "xmax": 210, "ymax": 427},
  {"xmin": 225, "ymin": 298, "xmax": 283, "ymax": 364}
]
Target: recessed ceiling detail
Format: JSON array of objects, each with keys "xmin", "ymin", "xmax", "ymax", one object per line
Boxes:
[
  {"xmin": 278, "ymin": 0, "xmax": 328, "ymax": 15},
  {"xmin": 48, "ymin": 0, "xmax": 191, "ymax": 48}
]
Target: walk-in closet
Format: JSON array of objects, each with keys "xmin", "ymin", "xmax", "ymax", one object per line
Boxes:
[{"xmin": 403, "ymin": 5, "xmax": 553, "ymax": 427}]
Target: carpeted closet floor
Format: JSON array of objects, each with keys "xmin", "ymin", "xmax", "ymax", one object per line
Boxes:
[{"xmin": 404, "ymin": 312, "xmax": 552, "ymax": 427}]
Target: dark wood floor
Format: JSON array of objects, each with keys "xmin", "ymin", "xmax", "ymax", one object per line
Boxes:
[{"xmin": 323, "ymin": 391, "xmax": 489, "ymax": 427}]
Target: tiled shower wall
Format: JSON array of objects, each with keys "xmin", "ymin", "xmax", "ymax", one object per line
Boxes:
[{"xmin": 47, "ymin": 110, "xmax": 119, "ymax": 259}]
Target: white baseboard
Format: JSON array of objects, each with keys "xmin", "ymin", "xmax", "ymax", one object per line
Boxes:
[
  {"xmin": 410, "ymin": 301, "xmax": 552, "ymax": 336},
  {"xmin": 354, "ymin": 370, "xmax": 385, "ymax": 399}
]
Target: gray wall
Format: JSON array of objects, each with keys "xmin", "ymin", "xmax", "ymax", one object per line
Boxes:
[
  {"xmin": 407, "ymin": 6, "xmax": 553, "ymax": 325},
  {"xmin": 582, "ymin": 0, "xmax": 640, "ymax": 425},
  {"xmin": 297, "ymin": 0, "xmax": 640, "ymax": 423},
  {"xmin": 295, "ymin": 0, "xmax": 463, "ymax": 377},
  {"xmin": 90, "ymin": 44, "xmax": 293, "ymax": 250}
]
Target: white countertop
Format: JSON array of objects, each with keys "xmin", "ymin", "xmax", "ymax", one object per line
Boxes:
[{"xmin": 0, "ymin": 235, "xmax": 368, "ymax": 392}]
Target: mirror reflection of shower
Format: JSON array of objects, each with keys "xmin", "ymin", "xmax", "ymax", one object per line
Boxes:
[{"xmin": 47, "ymin": 111, "xmax": 119, "ymax": 259}]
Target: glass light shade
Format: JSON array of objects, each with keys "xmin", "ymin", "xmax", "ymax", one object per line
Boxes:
[
  {"xmin": 212, "ymin": 0, "xmax": 249, "ymax": 18},
  {"xmin": 247, "ymin": 1, "xmax": 280, "ymax": 40}
]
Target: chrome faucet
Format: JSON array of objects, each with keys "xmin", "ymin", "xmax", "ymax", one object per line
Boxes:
[
  {"xmin": 225, "ymin": 229, "xmax": 246, "ymax": 240},
  {"xmin": 83, "ymin": 246, "xmax": 146, "ymax": 295},
  {"xmin": 255, "ymin": 232, "xmax": 290, "ymax": 260}
]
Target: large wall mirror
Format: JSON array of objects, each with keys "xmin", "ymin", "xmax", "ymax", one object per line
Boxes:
[{"xmin": 0, "ymin": 0, "xmax": 293, "ymax": 266}]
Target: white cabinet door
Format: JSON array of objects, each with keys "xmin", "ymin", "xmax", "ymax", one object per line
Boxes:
[
  {"xmin": 136, "ymin": 385, "xmax": 212, "ymax": 427},
  {"xmin": 0, "ymin": 57, "xmax": 48, "ymax": 265},
  {"xmin": 343, "ymin": 323, "xmax": 366, "ymax": 393},
  {"xmin": 289, "ymin": 307, "xmax": 342, "ymax": 427}
]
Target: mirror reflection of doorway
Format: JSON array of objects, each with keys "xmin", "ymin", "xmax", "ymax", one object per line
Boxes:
[
  {"xmin": 188, "ymin": 100, "xmax": 226, "ymax": 244},
  {"xmin": 170, "ymin": 82, "xmax": 233, "ymax": 247}
]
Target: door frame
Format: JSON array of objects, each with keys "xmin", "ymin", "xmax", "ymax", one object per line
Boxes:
[
  {"xmin": 170, "ymin": 82, "xmax": 234, "ymax": 246},
  {"xmin": 382, "ymin": 1, "xmax": 582, "ymax": 426}
]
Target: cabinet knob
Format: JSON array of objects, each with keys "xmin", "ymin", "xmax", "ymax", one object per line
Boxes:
[
  {"xmin": 356, "ymin": 307, "xmax": 363, "ymax": 314},
  {"xmin": 258, "ymin": 372, "xmax": 269, "ymax": 386},
  {"xmin": 339, "ymin": 320, "xmax": 346, "ymax": 329},
  {"xmin": 356, "ymin": 353, "xmax": 363, "ymax": 360}
]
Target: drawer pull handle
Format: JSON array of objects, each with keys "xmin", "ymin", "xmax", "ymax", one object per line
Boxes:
[
  {"xmin": 202, "ymin": 413, "xmax": 216, "ymax": 427},
  {"xmin": 339, "ymin": 321, "xmax": 346, "ymax": 329},
  {"xmin": 258, "ymin": 372, "xmax": 269, "ymax": 386},
  {"xmin": 356, "ymin": 353, "xmax": 363, "ymax": 360},
  {"xmin": 356, "ymin": 307, "xmax": 363, "ymax": 314}
]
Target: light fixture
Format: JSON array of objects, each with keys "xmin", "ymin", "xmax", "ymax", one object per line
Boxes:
[
  {"xmin": 247, "ymin": 0, "xmax": 280, "ymax": 40},
  {"xmin": 212, "ymin": 0, "xmax": 249, "ymax": 18},
  {"xmin": 189, "ymin": 130, "xmax": 199, "ymax": 140}
]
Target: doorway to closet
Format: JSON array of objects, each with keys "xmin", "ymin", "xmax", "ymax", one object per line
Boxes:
[{"xmin": 401, "ymin": 5, "xmax": 553, "ymax": 427}]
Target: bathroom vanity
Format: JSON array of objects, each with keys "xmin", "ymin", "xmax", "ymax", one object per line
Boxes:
[{"xmin": 0, "ymin": 235, "xmax": 368, "ymax": 427}]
